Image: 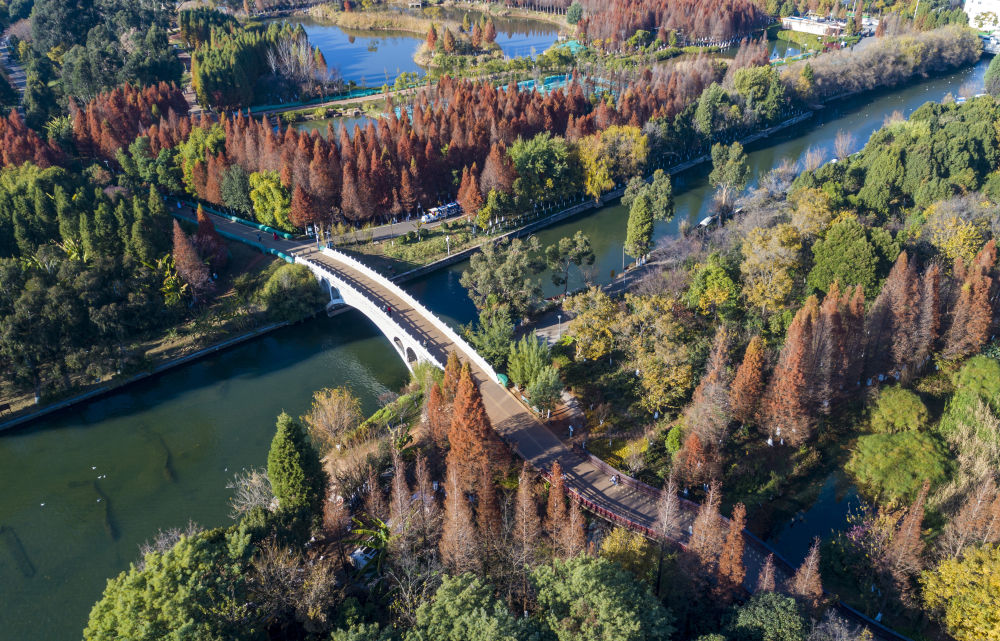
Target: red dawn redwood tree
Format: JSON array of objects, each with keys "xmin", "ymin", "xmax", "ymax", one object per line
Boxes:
[
  {"xmin": 730, "ymin": 335, "xmax": 766, "ymax": 426},
  {"xmin": 759, "ymin": 297, "xmax": 818, "ymax": 446},
  {"xmin": 716, "ymin": 503, "xmax": 747, "ymax": 603},
  {"xmin": 194, "ymin": 205, "xmax": 227, "ymax": 270},
  {"xmin": 788, "ymin": 538, "xmax": 823, "ymax": 611},
  {"xmin": 440, "ymin": 462, "xmax": 481, "ymax": 574},
  {"xmin": 446, "ymin": 364, "xmax": 505, "ymax": 491}
]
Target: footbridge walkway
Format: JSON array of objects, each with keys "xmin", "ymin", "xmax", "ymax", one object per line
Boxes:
[{"xmin": 195, "ymin": 204, "xmax": 911, "ymax": 641}]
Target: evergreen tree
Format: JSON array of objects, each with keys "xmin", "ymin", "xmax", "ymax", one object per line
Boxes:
[
  {"xmin": 267, "ymin": 412, "xmax": 328, "ymax": 522},
  {"xmin": 624, "ymin": 192, "xmax": 654, "ymax": 260}
]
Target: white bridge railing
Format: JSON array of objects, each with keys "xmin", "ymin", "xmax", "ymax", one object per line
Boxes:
[
  {"xmin": 300, "ymin": 256, "xmax": 444, "ymax": 370},
  {"xmin": 319, "ymin": 248, "xmax": 502, "ymax": 385}
]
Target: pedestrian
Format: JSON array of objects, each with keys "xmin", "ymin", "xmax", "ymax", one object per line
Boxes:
[
  {"xmin": 256, "ymin": 233, "xmax": 261, "ymax": 242},
  {"xmin": 273, "ymin": 231, "xmax": 278, "ymax": 241}
]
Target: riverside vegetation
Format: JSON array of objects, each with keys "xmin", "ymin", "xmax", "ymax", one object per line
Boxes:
[{"xmin": 0, "ymin": 0, "xmax": 997, "ymax": 638}]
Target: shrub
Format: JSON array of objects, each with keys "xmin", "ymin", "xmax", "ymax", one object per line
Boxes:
[
  {"xmin": 869, "ymin": 386, "xmax": 929, "ymax": 433},
  {"xmin": 922, "ymin": 545, "xmax": 1000, "ymax": 641},
  {"xmin": 259, "ymin": 263, "xmax": 326, "ymax": 321},
  {"xmin": 846, "ymin": 432, "xmax": 951, "ymax": 505},
  {"xmin": 727, "ymin": 591, "xmax": 807, "ymax": 641}
]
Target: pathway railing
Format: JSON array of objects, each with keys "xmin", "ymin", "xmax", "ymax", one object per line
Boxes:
[
  {"xmin": 320, "ymin": 248, "xmax": 502, "ymax": 385},
  {"xmin": 563, "ymin": 450, "xmax": 915, "ymax": 641}
]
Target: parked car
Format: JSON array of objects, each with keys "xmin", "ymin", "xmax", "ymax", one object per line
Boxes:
[{"xmin": 420, "ymin": 207, "xmax": 447, "ymax": 223}]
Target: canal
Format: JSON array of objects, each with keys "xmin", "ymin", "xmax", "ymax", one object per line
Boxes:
[{"xmin": 0, "ymin": 56, "xmax": 988, "ymax": 640}]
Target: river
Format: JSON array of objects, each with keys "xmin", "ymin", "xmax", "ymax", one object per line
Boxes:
[{"xmin": 0, "ymin": 56, "xmax": 988, "ymax": 640}]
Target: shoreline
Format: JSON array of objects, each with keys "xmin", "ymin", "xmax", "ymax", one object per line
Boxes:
[{"xmin": 0, "ymin": 321, "xmax": 292, "ymax": 434}]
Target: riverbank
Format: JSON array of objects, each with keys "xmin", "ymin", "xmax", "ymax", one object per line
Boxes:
[{"xmin": 0, "ymin": 321, "xmax": 292, "ymax": 433}]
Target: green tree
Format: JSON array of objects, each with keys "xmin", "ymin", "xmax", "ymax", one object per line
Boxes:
[
  {"xmin": 986, "ymin": 53, "xmax": 1000, "ymax": 96},
  {"xmin": 249, "ymin": 171, "xmax": 292, "ymax": 230},
  {"xmin": 807, "ymin": 215, "xmax": 897, "ymax": 295},
  {"xmin": 84, "ymin": 529, "xmax": 256, "ymax": 641},
  {"xmin": 566, "ymin": 1, "xmax": 583, "ymax": 24},
  {"xmin": 624, "ymin": 193, "xmax": 654, "ymax": 260},
  {"xmin": 740, "ymin": 223, "xmax": 802, "ymax": 316},
  {"xmin": 709, "ymin": 142, "xmax": 750, "ymax": 193},
  {"xmin": 870, "ymin": 387, "xmax": 930, "ymax": 433},
  {"xmin": 695, "ymin": 83, "xmax": 730, "ymax": 138},
  {"xmin": 686, "ymin": 253, "xmax": 739, "ymax": 318},
  {"xmin": 507, "ymin": 335, "xmax": 550, "ymax": 389},
  {"xmin": 259, "ymin": 263, "xmax": 326, "ymax": 322},
  {"xmin": 460, "ymin": 236, "xmax": 543, "ymax": 317},
  {"xmin": 526, "ymin": 366, "xmax": 562, "ymax": 414},
  {"xmin": 222, "ymin": 165, "xmax": 253, "ymax": 215},
  {"xmin": 508, "ymin": 133, "xmax": 581, "ymax": 207},
  {"xmin": 622, "ymin": 170, "xmax": 674, "ymax": 228},
  {"xmin": 267, "ymin": 412, "xmax": 328, "ymax": 521},
  {"xmin": 579, "ymin": 125, "xmax": 649, "ymax": 199},
  {"xmin": 532, "ymin": 556, "xmax": 675, "ymax": 641},
  {"xmin": 726, "ymin": 592, "xmax": 807, "ymax": 641},
  {"xmin": 733, "ymin": 65, "xmax": 785, "ymax": 123},
  {"xmin": 599, "ymin": 527, "xmax": 657, "ymax": 585},
  {"xmin": 408, "ymin": 574, "xmax": 537, "ymax": 641},
  {"xmin": 921, "ymin": 545, "xmax": 1000, "ymax": 641},
  {"xmin": 544, "ymin": 231, "xmax": 594, "ymax": 295},
  {"xmin": 467, "ymin": 301, "xmax": 514, "ymax": 370},
  {"xmin": 846, "ymin": 432, "xmax": 951, "ymax": 505}
]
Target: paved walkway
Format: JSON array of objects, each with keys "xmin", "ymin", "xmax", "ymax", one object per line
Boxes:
[{"xmin": 171, "ymin": 199, "xmax": 451, "ymax": 248}]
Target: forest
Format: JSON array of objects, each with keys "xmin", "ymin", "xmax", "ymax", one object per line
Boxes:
[
  {"xmin": 84, "ymin": 355, "xmax": 871, "ymax": 641},
  {"xmin": 96, "ymin": 26, "xmax": 976, "ymax": 241},
  {"xmin": 536, "ymin": 95, "xmax": 1000, "ymax": 639}
]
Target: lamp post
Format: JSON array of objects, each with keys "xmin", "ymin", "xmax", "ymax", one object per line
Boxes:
[
  {"xmin": 557, "ymin": 313, "xmax": 562, "ymax": 339},
  {"xmin": 446, "ymin": 235, "xmax": 450, "ymax": 256}
]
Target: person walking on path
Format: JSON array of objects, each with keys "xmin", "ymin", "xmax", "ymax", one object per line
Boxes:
[
  {"xmin": 256, "ymin": 233, "xmax": 262, "ymax": 242},
  {"xmin": 273, "ymin": 231, "xmax": 278, "ymax": 241}
]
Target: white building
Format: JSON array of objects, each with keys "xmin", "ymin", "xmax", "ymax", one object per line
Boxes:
[
  {"xmin": 965, "ymin": 0, "xmax": 1000, "ymax": 31},
  {"xmin": 781, "ymin": 16, "xmax": 844, "ymax": 37}
]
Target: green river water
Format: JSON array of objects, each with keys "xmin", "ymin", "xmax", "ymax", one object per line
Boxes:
[{"xmin": 0, "ymin": 56, "xmax": 988, "ymax": 640}]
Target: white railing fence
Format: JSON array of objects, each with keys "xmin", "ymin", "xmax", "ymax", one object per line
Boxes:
[
  {"xmin": 300, "ymin": 257, "xmax": 444, "ymax": 370},
  {"xmin": 319, "ymin": 248, "xmax": 502, "ymax": 385}
]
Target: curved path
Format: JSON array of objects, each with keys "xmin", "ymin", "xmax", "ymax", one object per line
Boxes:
[{"xmin": 197, "ymin": 206, "xmax": 912, "ymax": 641}]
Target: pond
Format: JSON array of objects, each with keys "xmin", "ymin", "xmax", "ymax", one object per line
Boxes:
[
  {"xmin": 0, "ymin": 56, "xmax": 989, "ymax": 641},
  {"xmin": 293, "ymin": 8, "xmax": 561, "ymax": 87}
]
